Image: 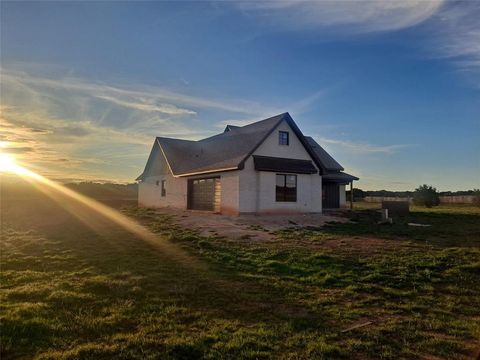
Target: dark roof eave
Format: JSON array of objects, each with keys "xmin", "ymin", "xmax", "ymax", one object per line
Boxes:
[
  {"xmin": 253, "ymin": 155, "xmax": 318, "ymax": 174},
  {"xmin": 322, "ymin": 172, "xmax": 359, "ymax": 183}
]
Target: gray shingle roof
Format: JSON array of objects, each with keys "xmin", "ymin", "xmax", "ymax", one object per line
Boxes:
[
  {"xmin": 304, "ymin": 136, "xmax": 344, "ymax": 171},
  {"xmin": 224, "ymin": 125, "xmax": 240, "ymax": 132},
  {"xmin": 137, "ymin": 112, "xmax": 356, "ymax": 181},
  {"xmin": 138, "ymin": 113, "xmax": 290, "ymax": 179}
]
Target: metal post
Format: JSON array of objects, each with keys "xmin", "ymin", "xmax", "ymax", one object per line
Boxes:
[{"xmin": 350, "ymin": 181, "xmax": 354, "ymax": 210}]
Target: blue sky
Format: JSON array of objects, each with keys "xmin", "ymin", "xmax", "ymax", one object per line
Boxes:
[{"xmin": 1, "ymin": 1, "xmax": 479, "ymax": 190}]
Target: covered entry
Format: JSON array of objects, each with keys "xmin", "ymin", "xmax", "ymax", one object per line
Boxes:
[
  {"xmin": 322, "ymin": 182, "xmax": 340, "ymax": 208},
  {"xmin": 322, "ymin": 172, "xmax": 359, "ymax": 209},
  {"xmin": 187, "ymin": 177, "xmax": 221, "ymax": 212}
]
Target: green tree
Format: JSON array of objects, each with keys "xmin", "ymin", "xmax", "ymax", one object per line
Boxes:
[{"xmin": 413, "ymin": 184, "xmax": 440, "ymax": 208}]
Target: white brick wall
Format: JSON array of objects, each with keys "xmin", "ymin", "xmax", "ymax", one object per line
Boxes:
[{"xmin": 239, "ymin": 119, "xmax": 322, "ymax": 213}]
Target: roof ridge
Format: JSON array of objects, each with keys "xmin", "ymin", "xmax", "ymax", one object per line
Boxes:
[
  {"xmin": 156, "ymin": 136, "xmax": 196, "ymax": 143},
  {"xmin": 199, "ymin": 112, "xmax": 287, "ymax": 143},
  {"xmin": 236, "ymin": 112, "xmax": 288, "ymax": 129}
]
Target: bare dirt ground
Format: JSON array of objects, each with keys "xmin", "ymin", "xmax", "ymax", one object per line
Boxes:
[
  {"xmin": 148, "ymin": 207, "xmax": 350, "ymax": 241},
  {"xmin": 143, "ymin": 207, "xmax": 414, "ymax": 255}
]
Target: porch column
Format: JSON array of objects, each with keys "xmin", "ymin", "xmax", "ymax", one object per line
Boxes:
[{"xmin": 350, "ymin": 181, "xmax": 354, "ymax": 210}]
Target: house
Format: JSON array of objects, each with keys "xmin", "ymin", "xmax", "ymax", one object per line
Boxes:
[{"xmin": 136, "ymin": 112, "xmax": 358, "ymax": 214}]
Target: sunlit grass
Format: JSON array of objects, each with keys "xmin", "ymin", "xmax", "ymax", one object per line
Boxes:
[
  {"xmin": 0, "ymin": 159, "xmax": 201, "ymax": 270},
  {"xmin": 1, "ymin": 183, "xmax": 479, "ymax": 359}
]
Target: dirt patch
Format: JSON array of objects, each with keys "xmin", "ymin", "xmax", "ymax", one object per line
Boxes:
[
  {"xmin": 148, "ymin": 207, "xmax": 349, "ymax": 241},
  {"xmin": 142, "ymin": 207, "xmax": 413, "ymax": 255}
]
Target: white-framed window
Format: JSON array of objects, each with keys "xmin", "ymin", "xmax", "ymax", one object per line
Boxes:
[{"xmin": 279, "ymin": 131, "xmax": 289, "ymax": 145}]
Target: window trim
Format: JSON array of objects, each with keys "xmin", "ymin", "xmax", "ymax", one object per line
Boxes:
[
  {"xmin": 279, "ymin": 131, "xmax": 289, "ymax": 146},
  {"xmin": 161, "ymin": 179, "xmax": 166, "ymax": 197},
  {"xmin": 275, "ymin": 174, "xmax": 297, "ymax": 202}
]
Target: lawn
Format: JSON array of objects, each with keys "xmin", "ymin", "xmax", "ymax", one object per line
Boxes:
[{"xmin": 1, "ymin": 183, "xmax": 479, "ymax": 359}]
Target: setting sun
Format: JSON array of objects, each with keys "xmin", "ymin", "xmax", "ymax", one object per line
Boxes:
[
  {"xmin": 0, "ymin": 153, "xmax": 18, "ymax": 173},
  {"xmin": 0, "ymin": 153, "xmax": 35, "ymax": 178}
]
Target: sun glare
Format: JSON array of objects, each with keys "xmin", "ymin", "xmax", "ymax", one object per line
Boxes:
[
  {"xmin": 0, "ymin": 153, "xmax": 33, "ymax": 177},
  {"xmin": 0, "ymin": 153, "xmax": 19, "ymax": 173},
  {"xmin": 0, "ymin": 155, "xmax": 202, "ymax": 269}
]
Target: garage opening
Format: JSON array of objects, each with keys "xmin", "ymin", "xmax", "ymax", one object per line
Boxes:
[{"xmin": 187, "ymin": 177, "xmax": 221, "ymax": 212}]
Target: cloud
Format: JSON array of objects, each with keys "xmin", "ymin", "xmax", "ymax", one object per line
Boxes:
[
  {"xmin": 317, "ymin": 137, "xmax": 412, "ymax": 155},
  {"xmin": 0, "ymin": 65, "xmax": 363, "ymax": 182},
  {"xmin": 1, "ymin": 67, "xmax": 277, "ymax": 117},
  {"xmin": 1, "ymin": 146, "xmax": 34, "ymax": 154},
  {"xmin": 234, "ymin": 1, "xmax": 480, "ymax": 85},
  {"xmin": 214, "ymin": 89, "xmax": 327, "ymax": 129},
  {"xmin": 235, "ymin": 0, "xmax": 444, "ymax": 33},
  {"xmin": 421, "ymin": 2, "xmax": 480, "ymax": 83},
  {"xmin": 95, "ymin": 95, "xmax": 197, "ymax": 115},
  {"xmin": 0, "ymin": 65, "xmax": 287, "ymax": 181},
  {"xmin": 55, "ymin": 125, "xmax": 92, "ymax": 137}
]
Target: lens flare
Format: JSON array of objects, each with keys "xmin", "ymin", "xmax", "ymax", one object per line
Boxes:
[{"xmin": 1, "ymin": 158, "xmax": 204, "ymax": 270}]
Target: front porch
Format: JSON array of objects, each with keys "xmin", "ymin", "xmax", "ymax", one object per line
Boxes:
[{"xmin": 322, "ymin": 172, "xmax": 359, "ymax": 209}]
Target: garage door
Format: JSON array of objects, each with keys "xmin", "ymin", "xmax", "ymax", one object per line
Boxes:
[{"xmin": 187, "ymin": 177, "xmax": 220, "ymax": 212}]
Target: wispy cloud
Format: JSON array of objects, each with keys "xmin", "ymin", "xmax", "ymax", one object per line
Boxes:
[
  {"xmin": 2, "ymin": 67, "xmax": 278, "ymax": 117},
  {"xmin": 94, "ymin": 95, "xmax": 197, "ymax": 115},
  {"xmin": 235, "ymin": 0, "xmax": 444, "ymax": 33},
  {"xmin": 317, "ymin": 137, "xmax": 412, "ymax": 155},
  {"xmin": 214, "ymin": 89, "xmax": 327, "ymax": 129},
  {"xmin": 421, "ymin": 2, "xmax": 480, "ymax": 84},
  {"xmin": 235, "ymin": 1, "xmax": 480, "ymax": 86},
  {"xmin": 0, "ymin": 65, "xmax": 287, "ymax": 181}
]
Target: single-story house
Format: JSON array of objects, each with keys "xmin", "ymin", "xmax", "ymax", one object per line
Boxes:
[{"xmin": 137, "ymin": 112, "xmax": 358, "ymax": 215}]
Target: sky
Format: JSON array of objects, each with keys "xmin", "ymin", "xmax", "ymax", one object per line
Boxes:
[{"xmin": 0, "ymin": 1, "xmax": 479, "ymax": 190}]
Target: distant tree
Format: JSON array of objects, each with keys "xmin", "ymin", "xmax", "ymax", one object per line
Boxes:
[
  {"xmin": 473, "ymin": 189, "xmax": 480, "ymax": 207},
  {"xmin": 413, "ymin": 184, "xmax": 440, "ymax": 208}
]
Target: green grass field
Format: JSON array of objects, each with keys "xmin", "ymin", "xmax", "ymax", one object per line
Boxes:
[{"xmin": 1, "ymin": 182, "xmax": 479, "ymax": 359}]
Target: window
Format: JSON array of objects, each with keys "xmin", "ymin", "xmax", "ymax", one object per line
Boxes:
[
  {"xmin": 161, "ymin": 180, "xmax": 166, "ymax": 197},
  {"xmin": 155, "ymin": 180, "xmax": 160, "ymax": 186},
  {"xmin": 276, "ymin": 174, "xmax": 297, "ymax": 202},
  {"xmin": 279, "ymin": 131, "xmax": 289, "ymax": 145}
]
